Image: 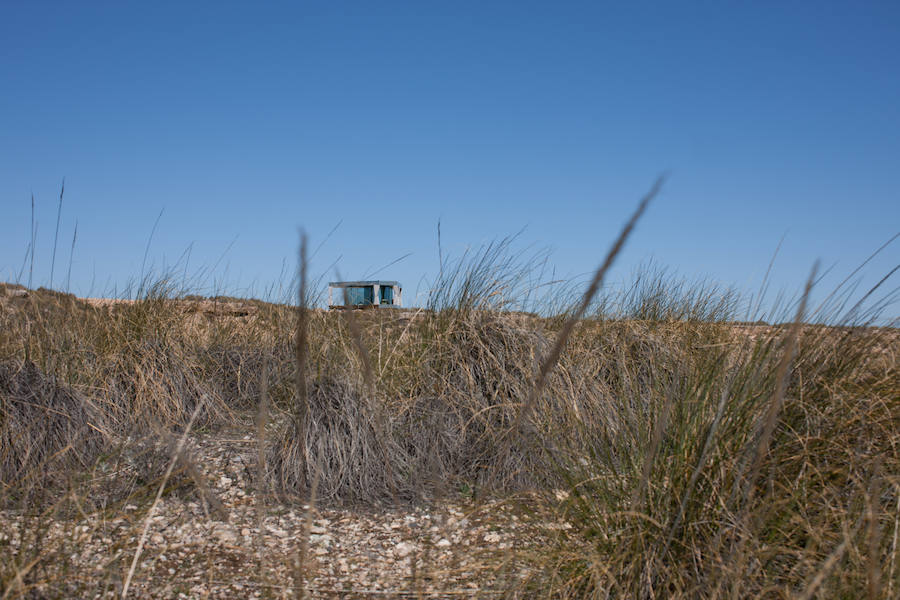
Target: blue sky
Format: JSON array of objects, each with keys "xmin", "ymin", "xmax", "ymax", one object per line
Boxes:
[{"xmin": 1, "ymin": 2, "xmax": 898, "ymax": 318}]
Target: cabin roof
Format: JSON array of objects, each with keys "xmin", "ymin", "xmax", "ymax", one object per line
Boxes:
[{"xmin": 327, "ymin": 280, "xmax": 400, "ymax": 288}]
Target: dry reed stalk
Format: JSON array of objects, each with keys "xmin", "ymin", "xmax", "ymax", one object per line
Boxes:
[
  {"xmin": 866, "ymin": 463, "xmax": 883, "ymax": 600},
  {"xmin": 629, "ymin": 390, "xmax": 674, "ymax": 512},
  {"xmin": 255, "ymin": 356, "xmax": 271, "ymax": 587},
  {"xmin": 514, "ymin": 177, "xmax": 661, "ymax": 428},
  {"xmin": 888, "ymin": 488, "xmax": 900, "ymax": 599},
  {"xmin": 294, "ymin": 233, "xmax": 310, "ymax": 438},
  {"xmin": 746, "ymin": 263, "xmax": 818, "ymax": 502},
  {"xmin": 120, "ymin": 397, "xmax": 204, "ymax": 599},
  {"xmin": 493, "ymin": 177, "xmax": 662, "ymax": 491},
  {"xmin": 718, "ymin": 268, "xmax": 815, "ymax": 600},
  {"xmin": 65, "ymin": 220, "xmax": 77, "ymax": 293},
  {"xmin": 797, "ymin": 522, "xmax": 859, "ymax": 600},
  {"xmin": 49, "ymin": 180, "xmax": 64, "ymax": 290},
  {"xmin": 1, "ymin": 556, "xmax": 43, "ymax": 600},
  {"xmin": 293, "ymin": 459, "xmax": 320, "ymax": 600},
  {"xmin": 28, "ymin": 194, "xmax": 35, "ymax": 290}
]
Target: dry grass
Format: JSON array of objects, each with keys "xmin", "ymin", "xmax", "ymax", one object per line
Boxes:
[
  {"xmin": 1, "ymin": 214, "xmax": 897, "ymax": 597},
  {"xmin": 0, "ymin": 359, "xmax": 107, "ymax": 501}
]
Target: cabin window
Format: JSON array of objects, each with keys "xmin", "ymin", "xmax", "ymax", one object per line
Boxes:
[
  {"xmin": 380, "ymin": 285, "xmax": 393, "ymax": 304},
  {"xmin": 345, "ymin": 286, "xmax": 373, "ymax": 305}
]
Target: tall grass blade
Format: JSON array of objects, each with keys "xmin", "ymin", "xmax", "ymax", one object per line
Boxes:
[
  {"xmin": 510, "ymin": 176, "xmax": 663, "ymax": 440},
  {"xmin": 65, "ymin": 220, "xmax": 77, "ymax": 293},
  {"xmin": 139, "ymin": 208, "xmax": 165, "ymax": 298},
  {"xmin": 49, "ymin": 179, "xmax": 64, "ymax": 290}
]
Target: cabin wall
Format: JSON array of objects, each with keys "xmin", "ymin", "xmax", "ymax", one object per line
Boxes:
[{"xmin": 327, "ymin": 282, "xmax": 402, "ymax": 308}]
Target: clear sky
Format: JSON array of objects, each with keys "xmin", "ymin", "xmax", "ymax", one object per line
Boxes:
[{"xmin": 2, "ymin": 2, "xmax": 898, "ymax": 318}]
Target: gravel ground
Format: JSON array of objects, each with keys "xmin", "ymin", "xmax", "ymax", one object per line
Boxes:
[{"xmin": 1, "ymin": 431, "xmax": 560, "ymax": 598}]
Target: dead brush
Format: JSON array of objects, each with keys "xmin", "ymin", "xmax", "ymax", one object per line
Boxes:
[
  {"xmin": 268, "ymin": 376, "xmax": 399, "ymax": 502},
  {"xmin": 406, "ymin": 310, "xmax": 557, "ymax": 493},
  {"xmin": 0, "ymin": 360, "xmax": 108, "ymax": 504},
  {"xmin": 2, "ymin": 284, "xmax": 239, "ymax": 432},
  {"xmin": 203, "ymin": 344, "xmax": 284, "ymax": 409},
  {"xmin": 97, "ymin": 337, "xmax": 232, "ymax": 430},
  {"xmin": 0, "ymin": 360, "xmax": 215, "ymax": 512}
]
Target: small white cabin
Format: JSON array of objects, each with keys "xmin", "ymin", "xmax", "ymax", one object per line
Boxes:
[{"xmin": 328, "ymin": 280, "xmax": 402, "ymax": 309}]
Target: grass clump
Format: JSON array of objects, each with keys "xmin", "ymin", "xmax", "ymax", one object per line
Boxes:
[
  {"xmin": 527, "ymin": 311, "xmax": 899, "ymax": 598},
  {"xmin": 0, "ymin": 360, "xmax": 107, "ymax": 500}
]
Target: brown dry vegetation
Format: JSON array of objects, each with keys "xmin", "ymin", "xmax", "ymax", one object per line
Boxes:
[{"xmin": 0, "ymin": 259, "xmax": 898, "ymax": 599}]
